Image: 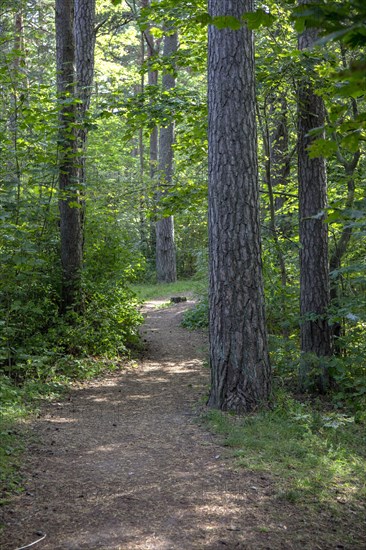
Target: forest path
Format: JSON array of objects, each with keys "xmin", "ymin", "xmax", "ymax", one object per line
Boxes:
[{"xmin": 0, "ymin": 299, "xmax": 354, "ymax": 549}]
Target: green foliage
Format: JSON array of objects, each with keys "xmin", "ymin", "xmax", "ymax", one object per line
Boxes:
[
  {"xmin": 204, "ymin": 390, "xmax": 366, "ymax": 506},
  {"xmin": 0, "ymin": 0, "xmax": 366, "ymax": 506},
  {"xmin": 182, "ymin": 297, "xmax": 208, "ymax": 329},
  {"xmin": 292, "ymin": 1, "xmax": 366, "ymax": 49},
  {"xmin": 56, "ymin": 282, "xmax": 143, "ymax": 359},
  {"xmin": 0, "ymin": 281, "xmax": 142, "ymax": 382},
  {"xmin": 292, "ymin": 0, "xmax": 366, "ymax": 135}
]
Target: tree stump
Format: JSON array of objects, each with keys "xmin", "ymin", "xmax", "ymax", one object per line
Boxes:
[{"xmin": 170, "ymin": 297, "xmax": 187, "ymax": 303}]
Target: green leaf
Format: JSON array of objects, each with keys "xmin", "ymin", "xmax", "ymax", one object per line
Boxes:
[
  {"xmin": 341, "ymin": 132, "xmax": 361, "ymax": 153},
  {"xmin": 294, "ymin": 17, "xmax": 305, "ymax": 33},
  {"xmin": 212, "ymin": 16, "xmax": 242, "ymax": 30},
  {"xmin": 243, "ymin": 9, "xmax": 275, "ymax": 30},
  {"xmin": 150, "ymin": 27, "xmax": 164, "ymax": 38},
  {"xmin": 308, "ymin": 138, "xmax": 338, "ymax": 159},
  {"xmin": 195, "ymin": 12, "xmax": 212, "ymax": 26}
]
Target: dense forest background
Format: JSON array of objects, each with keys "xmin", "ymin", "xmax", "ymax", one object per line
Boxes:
[{"xmin": 1, "ymin": 0, "xmax": 365, "ymax": 440}]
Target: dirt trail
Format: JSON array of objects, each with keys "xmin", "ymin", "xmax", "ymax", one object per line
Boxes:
[{"xmin": 0, "ymin": 300, "xmax": 363, "ymax": 549}]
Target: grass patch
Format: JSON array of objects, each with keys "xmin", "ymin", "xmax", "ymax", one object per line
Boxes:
[
  {"xmin": 203, "ymin": 390, "xmax": 366, "ymax": 508},
  {"xmin": 131, "ymin": 279, "xmax": 205, "ymax": 302}
]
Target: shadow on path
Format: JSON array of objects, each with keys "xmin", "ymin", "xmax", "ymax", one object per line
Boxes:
[{"xmin": 0, "ymin": 300, "xmax": 362, "ymax": 549}]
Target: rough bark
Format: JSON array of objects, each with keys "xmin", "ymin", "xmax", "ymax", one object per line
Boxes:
[
  {"xmin": 74, "ymin": 0, "xmax": 96, "ymax": 238},
  {"xmin": 74, "ymin": 0, "xmax": 95, "ymax": 116},
  {"xmin": 207, "ymin": 0, "xmax": 271, "ymax": 413},
  {"xmin": 297, "ymin": 6, "xmax": 332, "ymax": 391},
  {"xmin": 155, "ymin": 30, "xmax": 177, "ymax": 283},
  {"xmin": 56, "ymin": 0, "xmax": 83, "ymax": 310}
]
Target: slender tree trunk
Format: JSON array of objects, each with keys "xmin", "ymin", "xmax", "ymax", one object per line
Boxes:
[
  {"xmin": 138, "ymin": 32, "xmax": 148, "ymax": 255},
  {"xmin": 297, "ymin": 4, "xmax": 332, "ymax": 391},
  {"xmin": 56, "ymin": 0, "xmax": 83, "ymax": 311},
  {"xmin": 74, "ymin": 0, "xmax": 96, "ymax": 242},
  {"xmin": 141, "ymin": 0, "xmax": 159, "ymax": 179},
  {"xmin": 330, "ymin": 146, "xmax": 360, "ymax": 351},
  {"xmin": 142, "ymin": 0, "xmax": 159, "ymax": 261},
  {"xmin": 155, "ymin": 30, "xmax": 177, "ymax": 283},
  {"xmin": 257, "ymin": 100, "xmax": 288, "ymax": 296},
  {"xmin": 74, "ymin": 0, "xmax": 95, "ymax": 115},
  {"xmin": 11, "ymin": 11, "xmax": 25, "ymax": 226},
  {"xmin": 207, "ymin": 0, "xmax": 271, "ymax": 413},
  {"xmin": 270, "ymin": 97, "xmax": 290, "ymax": 212}
]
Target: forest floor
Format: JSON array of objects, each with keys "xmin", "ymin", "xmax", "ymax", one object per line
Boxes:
[{"xmin": 0, "ymin": 298, "xmax": 365, "ymax": 550}]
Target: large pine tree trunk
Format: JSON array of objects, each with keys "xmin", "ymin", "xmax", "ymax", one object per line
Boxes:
[
  {"xmin": 155, "ymin": 30, "xmax": 177, "ymax": 283},
  {"xmin": 207, "ymin": 0, "xmax": 271, "ymax": 413},
  {"xmin": 56, "ymin": 0, "xmax": 83, "ymax": 311},
  {"xmin": 298, "ymin": 6, "xmax": 332, "ymax": 391}
]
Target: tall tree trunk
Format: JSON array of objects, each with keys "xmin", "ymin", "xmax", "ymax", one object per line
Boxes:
[
  {"xmin": 56, "ymin": 0, "xmax": 83, "ymax": 311},
  {"xmin": 330, "ymin": 145, "xmax": 360, "ymax": 352},
  {"xmin": 74, "ymin": 0, "xmax": 96, "ymax": 242},
  {"xmin": 11, "ymin": 10, "xmax": 25, "ymax": 226},
  {"xmin": 138, "ymin": 31, "xmax": 149, "ymax": 257},
  {"xmin": 142, "ymin": 0, "xmax": 159, "ymax": 262},
  {"xmin": 207, "ymin": 0, "xmax": 271, "ymax": 413},
  {"xmin": 257, "ymin": 100, "xmax": 288, "ymax": 337},
  {"xmin": 297, "ymin": 3, "xmax": 332, "ymax": 391},
  {"xmin": 141, "ymin": 0, "xmax": 159, "ymax": 180},
  {"xmin": 270, "ymin": 97, "xmax": 290, "ymax": 212},
  {"xmin": 155, "ymin": 30, "xmax": 177, "ymax": 283}
]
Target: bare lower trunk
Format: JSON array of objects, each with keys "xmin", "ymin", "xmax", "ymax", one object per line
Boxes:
[
  {"xmin": 155, "ymin": 30, "xmax": 177, "ymax": 283},
  {"xmin": 156, "ymin": 216, "xmax": 176, "ymax": 282},
  {"xmin": 207, "ymin": 0, "xmax": 271, "ymax": 413}
]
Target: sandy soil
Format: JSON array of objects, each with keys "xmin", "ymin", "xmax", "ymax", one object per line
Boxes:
[{"xmin": 0, "ymin": 299, "xmax": 364, "ymax": 550}]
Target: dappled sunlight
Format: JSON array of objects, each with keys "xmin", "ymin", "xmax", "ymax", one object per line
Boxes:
[
  {"xmin": 49, "ymin": 444, "xmax": 279, "ymax": 549},
  {"xmin": 3, "ymin": 300, "xmax": 363, "ymax": 550},
  {"xmin": 44, "ymin": 416, "xmax": 77, "ymax": 424},
  {"xmin": 86, "ymin": 443, "xmax": 121, "ymax": 454}
]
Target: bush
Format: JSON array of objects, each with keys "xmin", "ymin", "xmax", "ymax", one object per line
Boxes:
[
  {"xmin": 54, "ymin": 281, "xmax": 143, "ymax": 359},
  {"xmin": 182, "ymin": 295, "xmax": 208, "ymax": 329}
]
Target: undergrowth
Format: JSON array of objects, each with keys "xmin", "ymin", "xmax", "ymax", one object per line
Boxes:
[
  {"xmin": 181, "ymin": 296, "xmax": 209, "ymax": 329},
  {"xmin": 203, "ymin": 390, "xmax": 366, "ymax": 510},
  {"xmin": 0, "ymin": 280, "xmax": 143, "ymax": 504}
]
